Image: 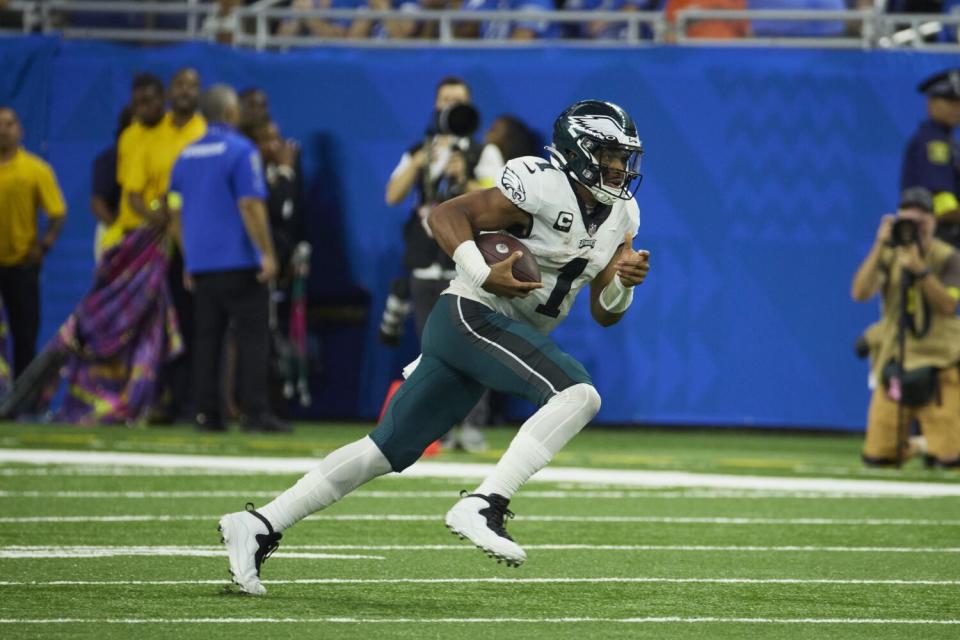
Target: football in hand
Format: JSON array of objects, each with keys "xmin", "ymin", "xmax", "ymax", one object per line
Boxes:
[{"xmin": 476, "ymin": 232, "xmax": 541, "ymax": 283}]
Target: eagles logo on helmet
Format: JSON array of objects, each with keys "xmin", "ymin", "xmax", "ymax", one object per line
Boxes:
[{"xmin": 548, "ymin": 100, "xmax": 643, "ymax": 206}]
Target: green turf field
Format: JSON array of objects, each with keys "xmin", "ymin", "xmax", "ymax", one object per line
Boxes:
[{"xmin": 0, "ymin": 422, "xmax": 957, "ymax": 639}]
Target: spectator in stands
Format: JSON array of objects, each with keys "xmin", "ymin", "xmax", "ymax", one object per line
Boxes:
[
  {"xmin": 901, "ymin": 68, "xmax": 960, "ymax": 250},
  {"xmin": 562, "ymin": 0, "xmax": 661, "ymax": 40},
  {"xmin": 349, "ymin": 0, "xmax": 422, "ymax": 39},
  {"xmin": 103, "ymin": 73, "xmax": 166, "ymax": 252},
  {"xmin": 0, "ymin": 107, "xmax": 67, "ymax": 379},
  {"xmin": 202, "ymin": 0, "xmax": 245, "ymax": 44},
  {"xmin": 664, "ymin": 0, "xmax": 747, "ymax": 39},
  {"xmin": 90, "ymin": 107, "xmax": 133, "ymax": 262},
  {"xmin": 748, "ymin": 0, "xmax": 845, "ymax": 38},
  {"xmin": 276, "ymin": 0, "xmax": 362, "ymax": 38},
  {"xmin": 458, "ymin": 0, "xmax": 556, "ymax": 39},
  {"xmin": 168, "ymin": 85, "xmax": 288, "ymax": 433},
  {"xmin": 851, "ymin": 187, "xmax": 960, "ymax": 469}
]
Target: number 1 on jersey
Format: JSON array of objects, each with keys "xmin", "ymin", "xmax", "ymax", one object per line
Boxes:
[{"xmin": 535, "ymin": 257, "xmax": 589, "ymax": 318}]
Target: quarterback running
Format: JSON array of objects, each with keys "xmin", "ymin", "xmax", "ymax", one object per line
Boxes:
[{"xmin": 218, "ymin": 99, "xmax": 651, "ymax": 594}]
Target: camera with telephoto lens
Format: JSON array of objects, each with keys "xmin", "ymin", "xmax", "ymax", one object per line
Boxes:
[
  {"xmin": 436, "ymin": 102, "xmax": 479, "ymax": 137},
  {"xmin": 888, "ymin": 218, "xmax": 920, "ymax": 248}
]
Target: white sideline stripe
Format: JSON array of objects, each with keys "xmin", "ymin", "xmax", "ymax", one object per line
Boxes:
[
  {"xmin": 0, "ymin": 616, "xmax": 958, "ymax": 625},
  {"xmin": 0, "ymin": 577, "xmax": 958, "ymax": 587},
  {"xmin": 1, "ymin": 544, "xmax": 956, "ymax": 556},
  {"xmin": 0, "ymin": 468, "xmax": 274, "ymax": 477},
  {"xmin": 0, "ymin": 546, "xmax": 383, "ymax": 560},
  {"xmin": 3, "ymin": 449, "xmax": 960, "ymax": 496},
  {"xmin": 2, "ymin": 514, "xmax": 958, "ymax": 526},
  {"xmin": 0, "ymin": 489, "xmax": 950, "ymax": 500}
]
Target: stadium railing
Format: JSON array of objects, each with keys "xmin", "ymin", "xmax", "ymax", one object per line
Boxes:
[
  {"xmin": 2, "ymin": 0, "xmax": 217, "ymax": 41},
  {"xmin": 2, "ymin": 1, "xmax": 959, "ymax": 50}
]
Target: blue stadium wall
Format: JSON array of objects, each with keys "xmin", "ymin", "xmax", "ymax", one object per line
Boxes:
[{"xmin": 2, "ymin": 36, "xmax": 956, "ymax": 430}]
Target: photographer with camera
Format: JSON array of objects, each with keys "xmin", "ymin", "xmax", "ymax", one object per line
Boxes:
[
  {"xmin": 851, "ymin": 187, "xmax": 960, "ymax": 469},
  {"xmin": 380, "ymin": 77, "xmax": 482, "ymax": 341},
  {"xmin": 379, "ymin": 76, "xmax": 489, "ymax": 451}
]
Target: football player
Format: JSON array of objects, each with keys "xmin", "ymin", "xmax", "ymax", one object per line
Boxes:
[{"xmin": 218, "ymin": 99, "xmax": 650, "ymax": 594}]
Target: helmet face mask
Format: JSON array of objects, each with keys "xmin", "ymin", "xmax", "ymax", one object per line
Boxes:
[{"xmin": 551, "ymin": 100, "xmax": 643, "ymax": 205}]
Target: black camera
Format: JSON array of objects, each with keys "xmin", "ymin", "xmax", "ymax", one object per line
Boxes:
[
  {"xmin": 888, "ymin": 218, "xmax": 919, "ymax": 248},
  {"xmin": 436, "ymin": 102, "xmax": 479, "ymax": 137}
]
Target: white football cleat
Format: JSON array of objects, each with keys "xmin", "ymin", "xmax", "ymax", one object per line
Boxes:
[
  {"xmin": 445, "ymin": 492, "xmax": 526, "ymax": 567},
  {"xmin": 218, "ymin": 503, "xmax": 282, "ymax": 595}
]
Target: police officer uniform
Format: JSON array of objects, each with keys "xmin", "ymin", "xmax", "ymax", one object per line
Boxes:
[{"xmin": 901, "ymin": 68, "xmax": 960, "ymax": 248}]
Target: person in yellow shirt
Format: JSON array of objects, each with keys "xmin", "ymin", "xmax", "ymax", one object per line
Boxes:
[
  {"xmin": 0, "ymin": 107, "xmax": 66, "ymax": 378},
  {"xmin": 125, "ymin": 68, "xmax": 206, "ymax": 230},
  {"xmin": 102, "ymin": 73, "xmax": 166, "ymax": 253},
  {"xmin": 124, "ymin": 68, "xmax": 206, "ymax": 424}
]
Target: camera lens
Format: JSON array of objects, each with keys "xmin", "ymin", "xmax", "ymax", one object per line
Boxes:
[
  {"xmin": 890, "ymin": 218, "xmax": 919, "ymax": 247},
  {"xmin": 438, "ymin": 103, "xmax": 479, "ymax": 137}
]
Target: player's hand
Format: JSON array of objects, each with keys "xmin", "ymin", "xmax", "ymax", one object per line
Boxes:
[
  {"xmin": 616, "ymin": 232, "xmax": 650, "ymax": 287},
  {"xmin": 258, "ymin": 253, "xmax": 278, "ymax": 283},
  {"xmin": 182, "ymin": 271, "xmax": 194, "ymax": 292},
  {"xmin": 876, "ymin": 214, "xmax": 895, "ymax": 246},
  {"xmin": 482, "ymin": 251, "xmax": 543, "ymax": 299}
]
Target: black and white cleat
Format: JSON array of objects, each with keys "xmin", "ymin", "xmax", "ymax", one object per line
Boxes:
[{"xmin": 445, "ymin": 491, "xmax": 526, "ymax": 567}]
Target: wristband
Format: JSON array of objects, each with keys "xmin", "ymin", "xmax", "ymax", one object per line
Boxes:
[
  {"xmin": 453, "ymin": 240, "xmax": 491, "ymax": 289},
  {"xmin": 599, "ymin": 275, "xmax": 634, "ymax": 313}
]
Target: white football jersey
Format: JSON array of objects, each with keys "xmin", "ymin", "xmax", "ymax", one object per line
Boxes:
[{"xmin": 444, "ymin": 156, "xmax": 640, "ymax": 334}]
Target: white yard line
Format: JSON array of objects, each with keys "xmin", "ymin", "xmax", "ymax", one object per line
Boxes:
[
  {"xmin": 1, "ymin": 514, "xmax": 957, "ymax": 525},
  {"xmin": 0, "ymin": 546, "xmax": 383, "ymax": 559},
  {"xmin": 0, "ymin": 616, "xmax": 958, "ymax": 625},
  {"xmin": 0, "ymin": 544, "xmax": 956, "ymax": 558},
  {"xmin": 0, "ymin": 489, "xmax": 951, "ymax": 500},
  {"xmin": 1, "ymin": 449, "xmax": 959, "ymax": 496},
  {"xmin": 0, "ymin": 577, "xmax": 958, "ymax": 587}
]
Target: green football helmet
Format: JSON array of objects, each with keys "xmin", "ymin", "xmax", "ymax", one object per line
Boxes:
[{"xmin": 549, "ymin": 100, "xmax": 643, "ymax": 205}]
